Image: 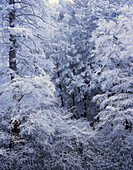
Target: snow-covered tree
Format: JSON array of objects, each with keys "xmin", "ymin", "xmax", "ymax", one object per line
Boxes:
[
  {"xmin": 0, "ymin": 0, "xmax": 54, "ymax": 77},
  {"xmin": 51, "ymin": 0, "xmax": 121, "ymax": 119},
  {"xmin": 0, "ymin": 0, "xmax": 56, "ymax": 165},
  {"xmin": 49, "ymin": 0, "xmax": 97, "ymax": 119},
  {"xmin": 88, "ymin": 7, "xmax": 133, "ymax": 166},
  {"xmin": 91, "ymin": 4, "xmax": 133, "ymax": 128},
  {"xmin": 80, "ymin": 4, "xmax": 133, "ymax": 169}
]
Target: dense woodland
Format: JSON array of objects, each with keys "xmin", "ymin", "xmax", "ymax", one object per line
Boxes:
[{"xmin": 0, "ymin": 0, "xmax": 133, "ymax": 169}]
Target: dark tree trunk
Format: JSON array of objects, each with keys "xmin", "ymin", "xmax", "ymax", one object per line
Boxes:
[
  {"xmin": 83, "ymin": 94, "xmax": 87, "ymax": 117},
  {"xmin": 72, "ymin": 93, "xmax": 75, "ymax": 108},
  {"xmin": 57, "ymin": 63, "xmax": 64, "ymax": 107},
  {"xmin": 9, "ymin": 0, "xmax": 16, "ymax": 71},
  {"xmin": 60, "ymin": 95, "xmax": 64, "ymax": 107}
]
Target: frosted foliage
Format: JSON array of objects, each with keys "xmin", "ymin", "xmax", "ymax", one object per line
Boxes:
[
  {"xmin": 0, "ymin": 0, "xmax": 55, "ymax": 77},
  {"xmin": 0, "ymin": 1, "xmax": 133, "ymax": 169},
  {"xmin": 52, "ymin": 0, "xmax": 127, "ymax": 120},
  {"xmin": 0, "ymin": 71, "xmax": 55, "ymax": 120},
  {"xmin": 91, "ymin": 5, "xmax": 133, "ymax": 135},
  {"xmin": 51, "ymin": 0, "xmax": 107, "ymax": 119}
]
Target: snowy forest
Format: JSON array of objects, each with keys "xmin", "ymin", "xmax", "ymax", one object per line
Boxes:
[{"xmin": 0, "ymin": 0, "xmax": 133, "ymax": 169}]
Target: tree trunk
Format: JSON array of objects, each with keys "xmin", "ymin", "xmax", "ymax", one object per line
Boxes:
[
  {"xmin": 72, "ymin": 93, "xmax": 75, "ymax": 108},
  {"xmin": 9, "ymin": 0, "xmax": 16, "ymax": 72},
  {"xmin": 83, "ymin": 94, "xmax": 87, "ymax": 117},
  {"xmin": 57, "ymin": 63, "xmax": 64, "ymax": 107}
]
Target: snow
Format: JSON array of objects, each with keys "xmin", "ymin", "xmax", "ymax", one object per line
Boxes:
[{"xmin": 0, "ymin": 0, "xmax": 133, "ymax": 169}]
